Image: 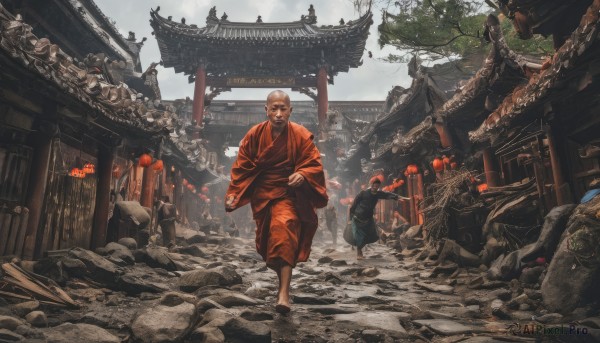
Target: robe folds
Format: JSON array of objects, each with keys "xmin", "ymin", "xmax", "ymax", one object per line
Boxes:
[{"xmin": 226, "ymin": 121, "xmax": 328, "ymax": 268}]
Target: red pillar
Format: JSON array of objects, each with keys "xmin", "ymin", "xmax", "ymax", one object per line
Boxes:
[
  {"xmin": 192, "ymin": 65, "xmax": 206, "ymax": 137},
  {"xmin": 91, "ymin": 146, "xmax": 115, "ymax": 248},
  {"xmin": 316, "ymin": 66, "xmax": 328, "ymax": 134},
  {"xmin": 407, "ymin": 175, "xmax": 416, "ymax": 225},
  {"xmin": 23, "ymin": 132, "xmax": 53, "ymax": 260},
  {"xmin": 140, "ymin": 166, "xmax": 155, "ymax": 208},
  {"xmin": 483, "ymin": 147, "xmax": 501, "ymax": 187},
  {"xmin": 434, "ymin": 122, "xmax": 453, "ymax": 148}
]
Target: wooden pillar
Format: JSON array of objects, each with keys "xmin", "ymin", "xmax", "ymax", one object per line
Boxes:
[
  {"xmin": 407, "ymin": 175, "xmax": 416, "ymax": 225},
  {"xmin": 192, "ymin": 65, "xmax": 206, "ymax": 138},
  {"xmin": 91, "ymin": 146, "xmax": 115, "ymax": 248},
  {"xmin": 316, "ymin": 66, "xmax": 328, "ymax": 134},
  {"xmin": 417, "ymin": 173, "xmax": 424, "ymax": 225},
  {"xmin": 23, "ymin": 130, "xmax": 53, "ymax": 260},
  {"xmin": 140, "ymin": 166, "xmax": 155, "ymax": 208},
  {"xmin": 483, "ymin": 147, "xmax": 501, "ymax": 187},
  {"xmin": 545, "ymin": 126, "xmax": 571, "ymax": 205},
  {"xmin": 434, "ymin": 122, "xmax": 453, "ymax": 148}
]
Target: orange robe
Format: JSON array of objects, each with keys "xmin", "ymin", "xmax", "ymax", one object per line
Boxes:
[{"xmin": 226, "ymin": 121, "xmax": 328, "ymax": 268}]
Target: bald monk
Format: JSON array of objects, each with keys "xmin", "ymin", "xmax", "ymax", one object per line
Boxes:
[{"xmin": 225, "ymin": 90, "xmax": 328, "ymax": 314}]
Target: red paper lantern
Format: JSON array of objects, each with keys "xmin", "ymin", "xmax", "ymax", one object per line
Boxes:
[
  {"xmin": 477, "ymin": 183, "xmax": 488, "ymax": 193},
  {"xmin": 152, "ymin": 159, "xmax": 164, "ymax": 172},
  {"xmin": 450, "ymin": 162, "xmax": 458, "ymax": 170},
  {"xmin": 432, "ymin": 158, "xmax": 444, "ymax": 172},
  {"xmin": 139, "ymin": 153, "xmax": 152, "ymax": 167},
  {"xmin": 406, "ymin": 164, "xmax": 418, "ymax": 175},
  {"xmin": 442, "ymin": 156, "xmax": 451, "ymax": 166},
  {"xmin": 201, "ymin": 186, "xmax": 209, "ymax": 194},
  {"xmin": 83, "ymin": 163, "xmax": 95, "ymax": 174}
]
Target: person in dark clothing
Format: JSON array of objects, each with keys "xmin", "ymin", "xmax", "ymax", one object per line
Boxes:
[
  {"xmin": 156, "ymin": 196, "xmax": 177, "ymax": 247},
  {"xmin": 349, "ymin": 178, "xmax": 399, "ymax": 259},
  {"xmin": 324, "ymin": 204, "xmax": 338, "ymax": 245}
]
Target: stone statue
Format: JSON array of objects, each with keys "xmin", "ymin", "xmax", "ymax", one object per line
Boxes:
[
  {"xmin": 308, "ymin": 4, "xmax": 315, "ymax": 16},
  {"xmin": 221, "ymin": 12, "xmax": 228, "ymax": 21},
  {"xmin": 256, "ymin": 15, "xmax": 263, "ymax": 23}
]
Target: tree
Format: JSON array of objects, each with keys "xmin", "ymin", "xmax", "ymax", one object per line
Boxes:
[{"xmin": 372, "ymin": 0, "xmax": 552, "ymax": 62}]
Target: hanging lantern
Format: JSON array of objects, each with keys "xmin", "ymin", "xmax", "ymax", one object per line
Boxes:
[
  {"xmin": 450, "ymin": 162, "xmax": 458, "ymax": 170},
  {"xmin": 152, "ymin": 159, "xmax": 164, "ymax": 172},
  {"xmin": 442, "ymin": 155, "xmax": 451, "ymax": 166},
  {"xmin": 171, "ymin": 165, "xmax": 176, "ymax": 172},
  {"xmin": 477, "ymin": 183, "xmax": 488, "ymax": 193},
  {"xmin": 83, "ymin": 163, "xmax": 95, "ymax": 174},
  {"xmin": 406, "ymin": 164, "xmax": 418, "ymax": 175},
  {"xmin": 139, "ymin": 153, "xmax": 152, "ymax": 167},
  {"xmin": 432, "ymin": 158, "xmax": 444, "ymax": 172},
  {"xmin": 201, "ymin": 186, "xmax": 209, "ymax": 194}
]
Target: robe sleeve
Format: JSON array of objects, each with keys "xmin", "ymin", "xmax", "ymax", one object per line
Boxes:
[
  {"xmin": 377, "ymin": 191, "xmax": 399, "ymax": 200},
  {"xmin": 225, "ymin": 130, "xmax": 258, "ymax": 211},
  {"xmin": 293, "ymin": 131, "xmax": 328, "ymax": 209},
  {"xmin": 349, "ymin": 191, "xmax": 363, "ymax": 217}
]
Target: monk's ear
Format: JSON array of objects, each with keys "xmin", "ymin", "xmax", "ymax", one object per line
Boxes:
[
  {"xmin": 289, "ymin": 106, "xmax": 293, "ymax": 114},
  {"xmin": 265, "ymin": 104, "xmax": 268, "ymax": 114}
]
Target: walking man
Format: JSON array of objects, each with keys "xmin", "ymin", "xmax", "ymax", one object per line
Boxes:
[
  {"xmin": 349, "ymin": 177, "xmax": 399, "ymax": 259},
  {"xmin": 225, "ymin": 90, "xmax": 328, "ymax": 313}
]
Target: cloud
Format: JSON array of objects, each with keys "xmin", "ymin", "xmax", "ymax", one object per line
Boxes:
[{"xmin": 93, "ymin": 0, "xmax": 412, "ymax": 101}]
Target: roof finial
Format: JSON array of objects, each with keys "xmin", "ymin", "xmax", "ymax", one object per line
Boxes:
[
  {"xmin": 221, "ymin": 12, "xmax": 228, "ymax": 22},
  {"xmin": 256, "ymin": 15, "xmax": 263, "ymax": 23},
  {"xmin": 206, "ymin": 6, "xmax": 218, "ymax": 25},
  {"xmin": 302, "ymin": 4, "xmax": 317, "ymax": 24},
  {"xmin": 339, "ymin": 18, "xmax": 345, "ymax": 25},
  {"xmin": 181, "ymin": 17, "xmax": 186, "ymax": 24}
]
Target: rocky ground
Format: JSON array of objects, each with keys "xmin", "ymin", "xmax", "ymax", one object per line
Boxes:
[{"xmin": 1, "ymin": 225, "xmax": 600, "ymax": 343}]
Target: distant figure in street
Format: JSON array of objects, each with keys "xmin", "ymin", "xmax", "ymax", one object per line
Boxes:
[
  {"xmin": 349, "ymin": 177, "xmax": 399, "ymax": 259},
  {"xmin": 156, "ymin": 196, "xmax": 177, "ymax": 247},
  {"xmin": 225, "ymin": 90, "xmax": 328, "ymax": 314},
  {"xmin": 324, "ymin": 204, "xmax": 338, "ymax": 245}
]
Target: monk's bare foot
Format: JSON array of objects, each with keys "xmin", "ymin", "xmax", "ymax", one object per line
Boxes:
[{"xmin": 275, "ymin": 302, "xmax": 291, "ymax": 314}]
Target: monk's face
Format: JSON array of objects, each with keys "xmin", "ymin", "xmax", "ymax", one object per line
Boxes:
[{"xmin": 265, "ymin": 92, "xmax": 292, "ymax": 131}]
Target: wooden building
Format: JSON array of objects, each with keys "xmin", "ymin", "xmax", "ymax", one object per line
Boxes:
[{"xmin": 0, "ymin": 2, "xmax": 215, "ymax": 259}]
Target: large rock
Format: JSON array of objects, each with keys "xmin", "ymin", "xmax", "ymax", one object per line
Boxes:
[
  {"xmin": 399, "ymin": 225, "xmax": 423, "ymax": 250},
  {"xmin": 25, "ymin": 311, "xmax": 47, "ymax": 327},
  {"xmin": 0, "ymin": 329, "xmax": 24, "ymax": 342},
  {"xmin": 521, "ymin": 204, "xmax": 577, "ymax": 262},
  {"xmin": 131, "ymin": 294, "xmax": 196, "ymax": 343},
  {"xmin": 117, "ymin": 273, "xmax": 168, "ymax": 295},
  {"xmin": 68, "ymin": 247, "xmax": 119, "ymax": 285},
  {"xmin": 206, "ymin": 291, "xmax": 260, "ymax": 307},
  {"xmin": 141, "ymin": 246, "xmax": 177, "ymax": 271},
  {"xmin": 177, "ymin": 228, "xmax": 207, "ymax": 244},
  {"xmin": 0, "ymin": 316, "xmax": 23, "ymax": 330},
  {"xmin": 220, "ymin": 317, "xmax": 271, "ymax": 343},
  {"xmin": 118, "ymin": 237, "xmax": 138, "ymax": 250},
  {"xmin": 105, "ymin": 242, "xmax": 135, "ymax": 266},
  {"xmin": 178, "ymin": 266, "xmax": 242, "ymax": 292},
  {"xmin": 42, "ymin": 323, "xmax": 120, "ymax": 343},
  {"xmin": 189, "ymin": 326, "xmax": 225, "ymax": 343},
  {"xmin": 542, "ymin": 199, "xmax": 600, "ymax": 314},
  {"xmin": 60, "ymin": 257, "xmax": 87, "ymax": 278},
  {"xmin": 334, "ymin": 312, "xmax": 407, "ymax": 333},
  {"xmin": 413, "ymin": 319, "xmax": 488, "ymax": 335}
]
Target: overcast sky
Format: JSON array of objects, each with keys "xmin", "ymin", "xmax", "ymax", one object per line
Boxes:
[{"xmin": 94, "ymin": 0, "xmax": 412, "ymax": 101}]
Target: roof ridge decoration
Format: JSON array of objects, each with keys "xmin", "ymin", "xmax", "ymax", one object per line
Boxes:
[
  {"xmin": 434, "ymin": 14, "xmax": 542, "ymax": 123},
  {"xmin": 68, "ymin": 0, "xmax": 140, "ymax": 59},
  {"xmin": 0, "ymin": 3, "xmax": 214, "ymax": 179},
  {"xmin": 469, "ymin": 0, "xmax": 600, "ymax": 142}
]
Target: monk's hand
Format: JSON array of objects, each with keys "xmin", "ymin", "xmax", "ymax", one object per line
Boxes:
[
  {"xmin": 225, "ymin": 195, "xmax": 235, "ymax": 209},
  {"xmin": 288, "ymin": 172, "xmax": 305, "ymax": 188}
]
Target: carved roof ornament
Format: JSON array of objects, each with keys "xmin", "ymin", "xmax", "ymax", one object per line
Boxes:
[
  {"xmin": 220, "ymin": 12, "xmax": 229, "ymax": 22},
  {"xmin": 206, "ymin": 6, "xmax": 218, "ymax": 25},
  {"xmin": 302, "ymin": 4, "xmax": 317, "ymax": 24},
  {"xmin": 256, "ymin": 15, "xmax": 263, "ymax": 23}
]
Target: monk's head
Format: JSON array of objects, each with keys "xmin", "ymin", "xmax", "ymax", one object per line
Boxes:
[{"xmin": 265, "ymin": 90, "xmax": 292, "ymax": 132}]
